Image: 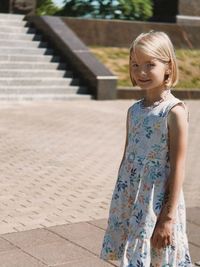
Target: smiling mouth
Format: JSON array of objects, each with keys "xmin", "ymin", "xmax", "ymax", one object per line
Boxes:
[{"xmin": 138, "ymin": 79, "xmax": 151, "ymax": 83}]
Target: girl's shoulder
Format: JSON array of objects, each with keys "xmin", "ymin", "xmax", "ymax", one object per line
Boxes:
[
  {"xmin": 128, "ymin": 99, "xmax": 143, "ymax": 112},
  {"xmin": 167, "ymin": 96, "xmax": 189, "ymax": 122},
  {"xmin": 127, "ymin": 99, "xmax": 142, "ymax": 118},
  {"xmin": 165, "ymin": 95, "xmax": 188, "ymax": 113}
]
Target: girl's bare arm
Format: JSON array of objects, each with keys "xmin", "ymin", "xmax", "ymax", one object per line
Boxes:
[
  {"xmin": 151, "ymin": 103, "xmax": 188, "ymax": 249},
  {"xmin": 160, "ymin": 103, "xmax": 188, "ymax": 221}
]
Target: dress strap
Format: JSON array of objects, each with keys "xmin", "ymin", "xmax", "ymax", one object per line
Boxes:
[{"xmin": 165, "ymin": 98, "xmax": 189, "ymax": 122}]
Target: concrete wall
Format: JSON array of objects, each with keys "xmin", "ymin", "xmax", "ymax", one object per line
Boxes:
[
  {"xmin": 63, "ymin": 17, "xmax": 200, "ymax": 49},
  {"xmin": 179, "ymin": 0, "xmax": 200, "ymax": 16}
]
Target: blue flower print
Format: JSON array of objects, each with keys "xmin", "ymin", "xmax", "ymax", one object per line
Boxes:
[
  {"xmin": 134, "ymin": 210, "xmax": 143, "ymax": 224},
  {"xmin": 130, "ymin": 168, "xmax": 137, "ymax": 185},
  {"xmin": 114, "ymin": 193, "xmax": 119, "ymax": 200},
  {"xmin": 183, "ymin": 253, "xmax": 192, "ymax": 265},
  {"xmin": 135, "ymin": 138, "xmax": 140, "ymax": 144},
  {"xmin": 161, "ymin": 133, "xmax": 166, "ymax": 143},
  {"xmin": 117, "ymin": 180, "xmax": 128, "ymax": 192},
  {"xmin": 140, "ymin": 251, "xmax": 147, "ymax": 259},
  {"xmin": 158, "ymin": 110, "xmax": 165, "ymax": 117},
  {"xmin": 139, "ymin": 228, "xmax": 147, "ymax": 239},
  {"xmin": 145, "ymin": 126, "xmax": 153, "ymax": 139},
  {"xmin": 136, "ymin": 259, "xmax": 145, "ymax": 267},
  {"xmin": 155, "ymin": 192, "xmax": 165, "ymax": 211},
  {"xmin": 137, "ymin": 157, "xmax": 145, "ymax": 166}
]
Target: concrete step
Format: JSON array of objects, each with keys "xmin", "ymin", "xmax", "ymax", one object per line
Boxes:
[
  {"xmin": 0, "ymin": 94, "xmax": 92, "ymax": 101},
  {"xmin": 0, "ymin": 13, "xmax": 89, "ymax": 100},
  {"xmin": 0, "ymin": 33, "xmax": 42, "ymax": 41},
  {"xmin": 0, "ymin": 26, "xmax": 36, "ymax": 34},
  {"xmin": 0, "ymin": 13, "xmax": 25, "ymax": 20},
  {"xmin": 0, "ymin": 69, "xmax": 72, "ymax": 78},
  {"xmin": 0, "ymin": 47, "xmax": 53, "ymax": 55},
  {"xmin": 0, "ymin": 78, "xmax": 79, "ymax": 86},
  {"xmin": 0, "ymin": 86, "xmax": 88, "ymax": 94},
  {"xmin": 0, "ymin": 19, "xmax": 27, "ymax": 27},
  {"xmin": 0, "ymin": 54, "xmax": 60, "ymax": 62},
  {"xmin": 0, "ymin": 40, "xmax": 47, "ymax": 48},
  {"xmin": 0, "ymin": 62, "xmax": 67, "ymax": 70}
]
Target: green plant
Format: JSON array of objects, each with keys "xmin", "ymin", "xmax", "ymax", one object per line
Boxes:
[
  {"xmin": 57, "ymin": 0, "xmax": 153, "ymax": 21},
  {"xmin": 36, "ymin": 0, "xmax": 60, "ymax": 15},
  {"xmin": 117, "ymin": 0, "xmax": 152, "ymax": 20}
]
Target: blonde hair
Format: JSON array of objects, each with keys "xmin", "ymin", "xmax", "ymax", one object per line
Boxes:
[{"xmin": 130, "ymin": 31, "xmax": 179, "ymax": 87}]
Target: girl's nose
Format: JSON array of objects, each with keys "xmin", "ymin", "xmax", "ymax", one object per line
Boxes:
[{"xmin": 140, "ymin": 69, "xmax": 147, "ymax": 77}]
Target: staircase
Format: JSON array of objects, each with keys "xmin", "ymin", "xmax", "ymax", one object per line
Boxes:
[{"xmin": 0, "ymin": 13, "xmax": 92, "ymax": 100}]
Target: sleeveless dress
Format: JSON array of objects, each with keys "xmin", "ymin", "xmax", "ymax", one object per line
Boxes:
[{"xmin": 100, "ymin": 96, "xmax": 192, "ymax": 267}]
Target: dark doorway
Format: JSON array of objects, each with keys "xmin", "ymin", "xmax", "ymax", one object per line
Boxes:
[
  {"xmin": 149, "ymin": 0, "xmax": 179, "ymax": 23},
  {"xmin": 0, "ymin": 0, "xmax": 10, "ymax": 13}
]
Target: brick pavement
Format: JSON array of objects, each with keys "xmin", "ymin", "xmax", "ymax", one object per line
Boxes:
[
  {"xmin": 0, "ymin": 100, "xmax": 130, "ymax": 233},
  {"xmin": 0, "ymin": 99, "xmax": 199, "ymax": 266}
]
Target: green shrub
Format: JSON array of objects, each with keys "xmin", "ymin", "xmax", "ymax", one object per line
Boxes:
[{"xmin": 58, "ymin": 0, "xmax": 153, "ymax": 21}]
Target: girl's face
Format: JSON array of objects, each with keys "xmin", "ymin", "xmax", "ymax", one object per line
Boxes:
[{"xmin": 130, "ymin": 48, "xmax": 169, "ymax": 91}]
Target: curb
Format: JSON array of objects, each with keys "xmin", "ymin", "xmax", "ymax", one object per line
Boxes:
[{"xmin": 117, "ymin": 87, "xmax": 200, "ymax": 100}]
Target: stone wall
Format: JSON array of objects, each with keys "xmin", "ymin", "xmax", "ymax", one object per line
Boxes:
[
  {"xmin": 178, "ymin": 0, "xmax": 200, "ymax": 16},
  {"xmin": 63, "ymin": 17, "xmax": 200, "ymax": 49}
]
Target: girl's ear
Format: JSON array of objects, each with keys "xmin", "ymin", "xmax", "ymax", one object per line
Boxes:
[
  {"xmin": 165, "ymin": 62, "xmax": 172, "ymax": 75},
  {"xmin": 164, "ymin": 62, "xmax": 172, "ymax": 84},
  {"xmin": 164, "ymin": 63, "xmax": 172, "ymax": 84},
  {"xmin": 165, "ymin": 68, "xmax": 171, "ymax": 75}
]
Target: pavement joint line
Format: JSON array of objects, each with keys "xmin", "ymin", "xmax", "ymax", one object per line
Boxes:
[
  {"xmin": 45, "ymin": 225, "xmax": 110, "ymax": 263},
  {"xmin": 188, "ymin": 241, "xmax": 200, "ymax": 249},
  {"xmin": 86, "ymin": 220, "xmax": 107, "ymax": 231},
  {"xmin": 107, "ymin": 261, "xmax": 120, "ymax": 267},
  {"xmin": 0, "ymin": 235, "xmax": 48, "ymax": 266}
]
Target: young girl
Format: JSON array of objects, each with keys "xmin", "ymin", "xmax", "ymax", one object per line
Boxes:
[{"xmin": 100, "ymin": 31, "xmax": 192, "ymax": 266}]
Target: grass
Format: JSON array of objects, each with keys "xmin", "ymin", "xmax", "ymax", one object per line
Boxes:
[{"xmin": 89, "ymin": 46, "xmax": 200, "ymax": 89}]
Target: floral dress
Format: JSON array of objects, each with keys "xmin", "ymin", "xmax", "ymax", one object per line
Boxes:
[{"xmin": 100, "ymin": 97, "xmax": 192, "ymax": 267}]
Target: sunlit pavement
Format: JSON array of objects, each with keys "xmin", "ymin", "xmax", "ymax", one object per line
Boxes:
[{"xmin": 0, "ymin": 99, "xmax": 199, "ymax": 266}]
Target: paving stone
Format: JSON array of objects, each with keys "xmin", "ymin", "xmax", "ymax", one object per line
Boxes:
[
  {"xmin": 187, "ymin": 222, "xmax": 200, "ymax": 247},
  {"xmin": 0, "ymin": 248, "xmax": 47, "ymax": 267},
  {"xmin": 49, "ymin": 221, "xmax": 105, "ymax": 255},
  {"xmin": 22, "ymin": 240, "xmax": 92, "ymax": 266},
  {"xmin": 3, "ymin": 228, "xmax": 63, "ymax": 248},
  {"xmin": 48, "ymin": 256, "xmax": 115, "ymax": 267},
  {"xmin": 0, "ymin": 237, "xmax": 16, "ymax": 252},
  {"xmin": 186, "ymin": 207, "xmax": 200, "ymax": 226},
  {"xmin": 189, "ymin": 243, "xmax": 200, "ymax": 263},
  {"xmin": 88, "ymin": 218, "xmax": 108, "ymax": 230}
]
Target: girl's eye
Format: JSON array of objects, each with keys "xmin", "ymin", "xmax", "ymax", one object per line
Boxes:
[
  {"xmin": 148, "ymin": 63, "xmax": 155, "ymax": 67},
  {"xmin": 132, "ymin": 63, "xmax": 138, "ymax": 68}
]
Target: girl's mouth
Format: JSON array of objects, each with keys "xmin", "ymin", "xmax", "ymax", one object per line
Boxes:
[{"xmin": 138, "ymin": 79, "xmax": 151, "ymax": 83}]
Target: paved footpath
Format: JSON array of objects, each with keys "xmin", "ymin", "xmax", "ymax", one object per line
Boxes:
[{"xmin": 0, "ymin": 99, "xmax": 199, "ymax": 266}]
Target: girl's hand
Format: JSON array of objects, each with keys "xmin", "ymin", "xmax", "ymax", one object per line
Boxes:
[{"xmin": 151, "ymin": 218, "xmax": 173, "ymax": 249}]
